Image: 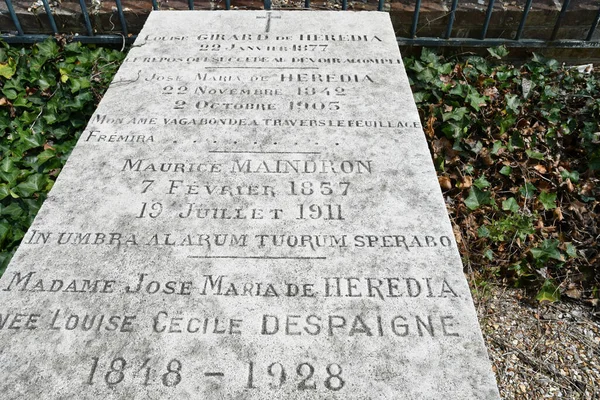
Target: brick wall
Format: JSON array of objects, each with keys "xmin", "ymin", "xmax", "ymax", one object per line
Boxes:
[{"xmin": 1, "ymin": 0, "xmax": 599, "ymax": 60}]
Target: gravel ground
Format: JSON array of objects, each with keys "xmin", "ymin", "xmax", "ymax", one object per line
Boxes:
[{"xmin": 474, "ymin": 285, "xmax": 600, "ymax": 399}]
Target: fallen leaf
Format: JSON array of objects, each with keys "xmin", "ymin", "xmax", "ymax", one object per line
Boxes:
[
  {"xmin": 566, "ymin": 178, "xmax": 574, "ymax": 192},
  {"xmin": 581, "ymin": 182, "xmax": 594, "ymax": 196},
  {"xmin": 564, "ymin": 288, "xmax": 582, "ymax": 299},
  {"xmin": 461, "ymin": 176, "xmax": 472, "ymax": 189},
  {"xmin": 479, "ymin": 148, "xmax": 494, "ymax": 166},
  {"xmin": 439, "ymin": 176, "xmax": 452, "ymax": 191},
  {"xmin": 554, "ymin": 207, "xmax": 563, "ymax": 221}
]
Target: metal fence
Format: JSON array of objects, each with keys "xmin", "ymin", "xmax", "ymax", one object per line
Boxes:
[{"xmin": 2, "ymin": 0, "xmax": 600, "ymax": 48}]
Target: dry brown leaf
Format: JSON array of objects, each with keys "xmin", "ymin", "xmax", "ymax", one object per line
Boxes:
[
  {"xmin": 479, "ymin": 148, "xmax": 494, "ymax": 166},
  {"xmin": 452, "ymin": 223, "xmax": 463, "ymax": 245},
  {"xmin": 533, "ymin": 164, "xmax": 547, "ymax": 174},
  {"xmin": 461, "ymin": 176, "xmax": 472, "ymax": 189},
  {"xmin": 536, "ymin": 219, "xmax": 545, "ymax": 230},
  {"xmin": 554, "ymin": 207, "xmax": 564, "ymax": 221},
  {"xmin": 425, "ymin": 105, "xmax": 436, "ymax": 138},
  {"xmin": 483, "ymin": 86, "xmax": 499, "ymax": 99},
  {"xmin": 0, "ymin": 97, "xmax": 7, "ymax": 106},
  {"xmin": 564, "ymin": 288, "xmax": 582, "ymax": 299},
  {"xmin": 438, "ymin": 176, "xmax": 452, "ymax": 191},
  {"xmin": 581, "ymin": 182, "xmax": 594, "ymax": 196},
  {"xmin": 566, "ymin": 178, "xmax": 574, "ymax": 192}
]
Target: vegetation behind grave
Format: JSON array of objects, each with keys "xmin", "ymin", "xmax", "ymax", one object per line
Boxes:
[
  {"xmin": 405, "ymin": 48, "xmax": 599, "ymax": 304},
  {"xmin": 0, "ymin": 40, "xmax": 598, "ymax": 303},
  {"xmin": 0, "ymin": 40, "xmax": 125, "ymax": 270}
]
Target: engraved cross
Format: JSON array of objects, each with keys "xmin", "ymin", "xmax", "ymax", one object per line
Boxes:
[{"xmin": 257, "ymin": 12, "xmax": 281, "ymax": 33}]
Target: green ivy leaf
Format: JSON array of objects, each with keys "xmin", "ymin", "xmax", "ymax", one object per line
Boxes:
[
  {"xmin": 536, "ymin": 280, "xmax": 560, "ymax": 303},
  {"xmin": 15, "ymin": 174, "xmax": 46, "ymax": 197},
  {"xmin": 509, "ymin": 262, "xmax": 535, "ymax": 280},
  {"xmin": 539, "ymin": 191, "xmax": 557, "ymax": 210},
  {"xmin": 449, "ymin": 84, "xmax": 465, "ymax": 97},
  {"xmin": 0, "ymin": 203, "xmax": 24, "ymax": 218},
  {"xmin": 519, "ymin": 182, "xmax": 537, "ymax": 199},
  {"xmin": 59, "ymin": 67, "xmax": 69, "ymax": 83},
  {"xmin": 499, "ymin": 166, "xmax": 512, "ymax": 176},
  {"xmin": 442, "ymin": 107, "xmax": 468, "ymax": 122},
  {"xmin": 36, "ymin": 149, "xmax": 56, "ymax": 164},
  {"xmin": 0, "ymin": 157, "xmax": 14, "ymax": 173},
  {"xmin": 35, "ymin": 39, "xmax": 59, "ymax": 58},
  {"xmin": 0, "ymin": 57, "xmax": 16, "ymax": 79},
  {"xmin": 491, "ymin": 141, "xmax": 505, "ymax": 155},
  {"xmin": 565, "ymin": 243, "xmax": 577, "ymax": 259},
  {"xmin": 2, "ymin": 88, "xmax": 17, "ymax": 100},
  {"xmin": 560, "ymin": 169, "xmax": 579, "ymax": 183},
  {"xmin": 525, "ymin": 150, "xmax": 545, "ymax": 160},
  {"xmin": 69, "ymin": 77, "xmax": 91, "ymax": 93},
  {"xmin": 0, "ymin": 223, "xmax": 10, "ymax": 245},
  {"xmin": 464, "ymin": 187, "xmax": 493, "ymax": 210},
  {"xmin": 19, "ymin": 131, "xmax": 44, "ymax": 150},
  {"xmin": 0, "ymin": 184, "xmax": 10, "ymax": 200},
  {"xmin": 530, "ymin": 239, "xmax": 564, "ymax": 262},
  {"xmin": 0, "ymin": 169, "xmax": 19, "ymax": 186},
  {"xmin": 487, "ymin": 45, "xmax": 509, "ymax": 60},
  {"xmin": 478, "ymin": 225, "xmax": 490, "ymax": 238},
  {"xmin": 474, "ymin": 176, "xmax": 491, "ymax": 189},
  {"xmin": 496, "ymin": 70, "xmax": 512, "ymax": 81},
  {"xmin": 509, "ymin": 131, "xmax": 525, "ymax": 149},
  {"xmin": 505, "ymin": 94, "xmax": 522, "ymax": 114},
  {"xmin": 466, "ymin": 89, "xmax": 487, "ymax": 111},
  {"xmin": 484, "ymin": 249, "xmax": 494, "ymax": 260},
  {"xmin": 413, "ymin": 91, "xmax": 430, "ymax": 103},
  {"xmin": 502, "ymin": 197, "xmax": 519, "ymax": 213}
]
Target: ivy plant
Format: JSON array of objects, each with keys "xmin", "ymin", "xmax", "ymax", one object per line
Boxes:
[{"xmin": 0, "ymin": 39, "xmax": 125, "ymax": 273}]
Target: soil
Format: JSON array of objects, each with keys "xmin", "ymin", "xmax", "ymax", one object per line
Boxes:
[{"xmin": 473, "ymin": 284, "xmax": 600, "ymax": 399}]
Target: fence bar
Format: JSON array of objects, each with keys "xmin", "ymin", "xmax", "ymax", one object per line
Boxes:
[
  {"xmin": 4, "ymin": 0, "xmax": 24, "ymax": 35},
  {"xmin": 151, "ymin": 0, "xmax": 158, "ymax": 10},
  {"xmin": 78, "ymin": 0, "xmax": 94, "ymax": 36},
  {"xmin": 226, "ymin": 0, "xmax": 230, "ymax": 9},
  {"xmin": 587, "ymin": 7, "xmax": 600, "ymax": 41},
  {"xmin": 0, "ymin": 33, "xmax": 136, "ymax": 44},
  {"xmin": 342, "ymin": 0, "xmax": 347, "ymax": 11},
  {"xmin": 551, "ymin": 0, "xmax": 570, "ymax": 41},
  {"xmin": 377, "ymin": 0, "xmax": 384, "ymax": 12},
  {"xmin": 397, "ymin": 37, "xmax": 600, "ymax": 49},
  {"xmin": 410, "ymin": 0, "xmax": 421, "ymax": 38},
  {"xmin": 114, "ymin": 0, "xmax": 128, "ymax": 36},
  {"xmin": 188, "ymin": 0, "xmax": 193, "ymax": 10},
  {"xmin": 515, "ymin": 0, "xmax": 533, "ymax": 40},
  {"xmin": 304, "ymin": 0, "xmax": 310, "ymax": 8},
  {"xmin": 481, "ymin": 0, "xmax": 495, "ymax": 39},
  {"xmin": 445, "ymin": 0, "xmax": 459, "ymax": 39},
  {"xmin": 41, "ymin": 0, "xmax": 58, "ymax": 34},
  {"xmin": 264, "ymin": 0, "xmax": 271, "ymax": 10}
]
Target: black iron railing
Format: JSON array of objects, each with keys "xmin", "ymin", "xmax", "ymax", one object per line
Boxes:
[{"xmin": 1, "ymin": 0, "xmax": 600, "ymax": 48}]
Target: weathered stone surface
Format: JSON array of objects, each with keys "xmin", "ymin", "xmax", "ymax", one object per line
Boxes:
[{"xmin": 0, "ymin": 11, "xmax": 500, "ymax": 399}]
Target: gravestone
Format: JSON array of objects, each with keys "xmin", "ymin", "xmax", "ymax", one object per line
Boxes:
[{"xmin": 0, "ymin": 11, "xmax": 500, "ymax": 399}]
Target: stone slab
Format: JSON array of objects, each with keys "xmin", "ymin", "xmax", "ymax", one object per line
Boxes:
[{"xmin": 0, "ymin": 10, "xmax": 500, "ymax": 399}]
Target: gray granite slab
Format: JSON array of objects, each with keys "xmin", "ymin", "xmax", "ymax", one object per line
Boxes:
[{"xmin": 0, "ymin": 11, "xmax": 500, "ymax": 399}]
